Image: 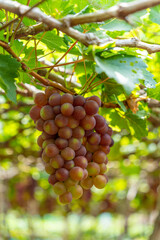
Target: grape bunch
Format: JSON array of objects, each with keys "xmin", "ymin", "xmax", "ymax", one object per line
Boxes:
[{"xmin": 30, "ymin": 87, "xmax": 114, "ymax": 204}]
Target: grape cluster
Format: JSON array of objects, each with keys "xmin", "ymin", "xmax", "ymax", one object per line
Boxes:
[{"xmin": 30, "ymin": 87, "xmax": 114, "ymax": 204}]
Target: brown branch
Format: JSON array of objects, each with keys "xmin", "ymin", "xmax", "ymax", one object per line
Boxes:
[
  {"xmin": 1, "ymin": 0, "xmax": 160, "ymax": 53},
  {"xmin": 61, "ymin": 0, "xmax": 160, "ymax": 27}
]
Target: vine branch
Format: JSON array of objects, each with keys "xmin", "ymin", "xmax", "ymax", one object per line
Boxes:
[{"xmin": 1, "ymin": 0, "xmax": 160, "ymax": 53}]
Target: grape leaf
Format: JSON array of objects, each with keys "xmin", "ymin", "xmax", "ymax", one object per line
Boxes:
[
  {"xmin": 101, "ymin": 19, "xmax": 132, "ymax": 31},
  {"xmin": 147, "ymin": 83, "xmax": 160, "ymax": 100},
  {"xmin": 95, "ymin": 54, "xmax": 156, "ymax": 95},
  {"xmin": 125, "ymin": 112, "xmax": 148, "ymax": 139},
  {"xmin": 36, "ymin": 31, "xmax": 67, "ymax": 52},
  {"xmin": 0, "ymin": 55, "xmax": 21, "ymax": 103},
  {"xmin": 150, "ymin": 6, "xmax": 160, "ymax": 25}
]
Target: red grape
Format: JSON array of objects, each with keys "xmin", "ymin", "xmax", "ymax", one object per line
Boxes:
[
  {"xmin": 49, "ymin": 93, "xmax": 61, "ymax": 106},
  {"xmin": 55, "ymin": 168, "xmax": 69, "ymax": 181},
  {"xmin": 30, "ymin": 105, "xmax": 41, "ymax": 121},
  {"xmin": 84, "ymin": 100, "xmax": 99, "ymax": 115},
  {"xmin": 34, "ymin": 92, "xmax": 47, "ymax": 106},
  {"xmin": 61, "ymin": 147, "xmax": 75, "ymax": 161},
  {"xmin": 50, "ymin": 155, "xmax": 64, "ymax": 169},
  {"xmin": 40, "ymin": 105, "xmax": 55, "ymax": 120}
]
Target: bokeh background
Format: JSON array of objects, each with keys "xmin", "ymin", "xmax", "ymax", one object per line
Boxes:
[{"xmin": 0, "ymin": 89, "xmax": 160, "ymax": 240}]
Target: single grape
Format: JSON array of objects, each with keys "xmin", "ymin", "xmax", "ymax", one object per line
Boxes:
[
  {"xmin": 100, "ymin": 133, "xmax": 112, "ymax": 146},
  {"xmin": 80, "ymin": 115, "xmax": 96, "ymax": 130},
  {"xmin": 99, "ymin": 163, "xmax": 107, "ymax": 174},
  {"xmin": 29, "ymin": 105, "xmax": 41, "ymax": 121},
  {"xmin": 55, "ymin": 114, "xmax": 68, "ymax": 128},
  {"xmin": 34, "ymin": 92, "xmax": 47, "ymax": 106},
  {"xmin": 70, "ymin": 167, "xmax": 84, "ymax": 181},
  {"xmin": 40, "ymin": 105, "xmax": 55, "ymax": 120},
  {"xmin": 61, "ymin": 93, "xmax": 73, "ymax": 104},
  {"xmin": 61, "ymin": 147, "xmax": 75, "ymax": 161},
  {"xmin": 50, "ymin": 155, "xmax": 64, "ymax": 169},
  {"xmin": 64, "ymin": 160, "xmax": 75, "ymax": 170},
  {"xmin": 68, "ymin": 117, "xmax": 79, "ymax": 129},
  {"xmin": 43, "ymin": 120, "xmax": 58, "ymax": 135},
  {"xmin": 69, "ymin": 138, "xmax": 81, "ymax": 151},
  {"xmin": 48, "ymin": 174, "xmax": 57, "ymax": 185},
  {"xmin": 84, "ymin": 100, "xmax": 99, "ymax": 115},
  {"xmin": 93, "ymin": 175, "xmax": 107, "ymax": 189},
  {"xmin": 42, "ymin": 139, "xmax": 55, "ymax": 149},
  {"xmin": 85, "ymin": 152, "xmax": 92, "ymax": 162},
  {"xmin": 88, "ymin": 132, "xmax": 101, "ymax": 145},
  {"xmin": 74, "ymin": 156, "xmax": 88, "ymax": 169},
  {"xmin": 55, "ymin": 168, "xmax": 69, "ymax": 181},
  {"xmin": 53, "ymin": 182, "xmax": 66, "ymax": 195},
  {"xmin": 93, "ymin": 150, "xmax": 107, "ymax": 164},
  {"xmin": 53, "ymin": 105, "xmax": 61, "ymax": 115},
  {"xmin": 73, "ymin": 106, "xmax": 86, "ymax": 120},
  {"xmin": 69, "ymin": 185, "xmax": 83, "ymax": 200},
  {"xmin": 58, "ymin": 127, "xmax": 72, "ymax": 139},
  {"xmin": 49, "ymin": 93, "xmax": 61, "ymax": 106},
  {"xmin": 80, "ymin": 177, "xmax": 93, "ymax": 190},
  {"xmin": 59, "ymin": 192, "xmax": 72, "ymax": 204},
  {"xmin": 73, "ymin": 95, "xmax": 85, "ymax": 106},
  {"xmin": 45, "ymin": 163, "xmax": 55, "ymax": 174},
  {"xmin": 55, "ymin": 138, "xmax": 68, "ymax": 149},
  {"xmin": 44, "ymin": 144, "xmax": 59, "ymax": 157},
  {"xmin": 72, "ymin": 126, "xmax": 85, "ymax": 138},
  {"xmin": 99, "ymin": 145, "xmax": 110, "ymax": 154},
  {"xmin": 61, "ymin": 103, "xmax": 74, "ymax": 117},
  {"xmin": 87, "ymin": 162, "xmax": 100, "ymax": 176},
  {"xmin": 94, "ymin": 114, "xmax": 106, "ymax": 130},
  {"xmin": 36, "ymin": 118, "xmax": 44, "ymax": 131},
  {"xmin": 37, "ymin": 135, "xmax": 43, "ymax": 148},
  {"xmin": 75, "ymin": 145, "xmax": 87, "ymax": 156},
  {"xmin": 88, "ymin": 95, "xmax": 101, "ymax": 107}
]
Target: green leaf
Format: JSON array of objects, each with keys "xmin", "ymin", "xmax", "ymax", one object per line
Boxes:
[
  {"xmin": 114, "ymin": 95, "xmax": 127, "ymax": 112},
  {"xmin": 147, "ymin": 83, "xmax": 160, "ymax": 100},
  {"xmin": 150, "ymin": 6, "xmax": 160, "ymax": 25},
  {"xmin": 102, "ymin": 79, "xmax": 125, "ymax": 102},
  {"xmin": 125, "ymin": 112, "xmax": 148, "ymax": 139},
  {"xmin": 95, "ymin": 54, "xmax": 155, "ymax": 95},
  {"xmin": 101, "ymin": 19, "xmax": 132, "ymax": 31},
  {"xmin": 0, "ymin": 54, "xmax": 21, "ymax": 103},
  {"xmin": 36, "ymin": 31, "xmax": 67, "ymax": 52}
]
